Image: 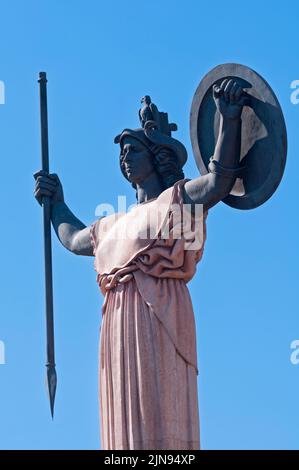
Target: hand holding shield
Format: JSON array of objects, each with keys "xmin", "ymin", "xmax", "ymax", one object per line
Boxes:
[{"xmin": 213, "ymin": 79, "xmax": 249, "ymax": 121}]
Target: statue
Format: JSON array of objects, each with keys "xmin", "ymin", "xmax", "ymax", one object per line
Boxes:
[{"xmin": 34, "ymin": 64, "xmax": 287, "ymax": 449}]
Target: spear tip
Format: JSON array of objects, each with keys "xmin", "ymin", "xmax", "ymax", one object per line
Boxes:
[{"xmin": 46, "ymin": 364, "xmax": 57, "ymax": 419}]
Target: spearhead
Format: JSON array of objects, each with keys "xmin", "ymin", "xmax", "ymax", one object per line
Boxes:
[{"xmin": 46, "ymin": 364, "xmax": 57, "ymax": 419}]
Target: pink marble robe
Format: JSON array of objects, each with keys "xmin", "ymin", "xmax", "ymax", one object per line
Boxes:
[{"xmin": 90, "ymin": 179, "xmax": 207, "ymax": 450}]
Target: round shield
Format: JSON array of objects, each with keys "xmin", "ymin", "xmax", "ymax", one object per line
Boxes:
[{"xmin": 190, "ymin": 63, "xmax": 287, "ymax": 210}]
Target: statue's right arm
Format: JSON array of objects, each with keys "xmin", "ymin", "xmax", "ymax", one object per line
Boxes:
[{"xmin": 34, "ymin": 170, "xmax": 94, "ymax": 256}]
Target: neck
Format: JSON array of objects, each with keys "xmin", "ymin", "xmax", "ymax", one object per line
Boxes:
[{"xmin": 136, "ymin": 172, "xmax": 164, "ymax": 204}]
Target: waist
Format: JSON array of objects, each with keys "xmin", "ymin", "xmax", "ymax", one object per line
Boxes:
[{"xmin": 97, "ymin": 265, "xmax": 139, "ymax": 295}]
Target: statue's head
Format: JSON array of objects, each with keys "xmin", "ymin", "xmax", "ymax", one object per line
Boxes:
[{"xmin": 114, "ymin": 97, "xmax": 188, "ymax": 191}]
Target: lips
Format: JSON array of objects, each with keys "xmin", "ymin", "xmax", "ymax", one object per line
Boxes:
[{"xmin": 125, "ymin": 165, "xmax": 135, "ymax": 172}]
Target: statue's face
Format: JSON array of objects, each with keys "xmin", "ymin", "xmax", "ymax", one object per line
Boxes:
[{"xmin": 121, "ymin": 136, "xmax": 155, "ymax": 184}]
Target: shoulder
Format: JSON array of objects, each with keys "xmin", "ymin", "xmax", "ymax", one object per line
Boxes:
[
  {"xmin": 90, "ymin": 212, "xmax": 125, "ymax": 251},
  {"xmin": 156, "ymin": 178, "xmax": 189, "ymax": 209}
]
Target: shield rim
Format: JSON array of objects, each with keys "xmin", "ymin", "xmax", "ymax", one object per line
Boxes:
[{"xmin": 190, "ymin": 63, "xmax": 287, "ymax": 210}]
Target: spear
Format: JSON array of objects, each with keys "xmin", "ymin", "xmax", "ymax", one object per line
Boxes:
[{"xmin": 38, "ymin": 72, "xmax": 57, "ymax": 418}]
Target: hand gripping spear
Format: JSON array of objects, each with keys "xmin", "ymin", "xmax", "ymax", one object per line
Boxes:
[{"xmin": 38, "ymin": 72, "xmax": 57, "ymax": 418}]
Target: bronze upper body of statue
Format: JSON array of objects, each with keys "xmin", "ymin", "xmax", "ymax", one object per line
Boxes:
[{"xmin": 34, "ymin": 79, "xmax": 244, "ymax": 254}]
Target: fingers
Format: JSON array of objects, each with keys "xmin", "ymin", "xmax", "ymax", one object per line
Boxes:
[
  {"xmin": 229, "ymin": 82, "xmax": 239, "ymax": 103},
  {"xmin": 219, "ymin": 79, "xmax": 229, "ymax": 93},
  {"xmin": 34, "ymin": 188, "xmax": 50, "ymax": 206},
  {"xmin": 34, "ymin": 173, "xmax": 59, "ymax": 203},
  {"xmin": 213, "ymin": 79, "xmax": 246, "ymax": 105},
  {"xmin": 234, "ymin": 86, "xmax": 243, "ymax": 102},
  {"xmin": 33, "ymin": 170, "xmax": 60, "ymax": 184},
  {"xmin": 36, "ymin": 180, "xmax": 57, "ymax": 192},
  {"xmin": 33, "ymin": 171, "xmax": 62, "ymax": 206},
  {"xmin": 36, "ymin": 174, "xmax": 57, "ymax": 184},
  {"xmin": 224, "ymin": 79, "xmax": 234, "ymax": 102},
  {"xmin": 33, "ymin": 169, "xmax": 47, "ymax": 180},
  {"xmin": 213, "ymin": 78, "xmax": 229, "ymax": 98},
  {"xmin": 49, "ymin": 173, "xmax": 60, "ymax": 183},
  {"xmin": 34, "ymin": 187, "xmax": 53, "ymax": 201}
]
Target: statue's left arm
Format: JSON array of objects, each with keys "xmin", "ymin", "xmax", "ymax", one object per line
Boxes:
[{"xmin": 184, "ymin": 79, "xmax": 246, "ymax": 211}]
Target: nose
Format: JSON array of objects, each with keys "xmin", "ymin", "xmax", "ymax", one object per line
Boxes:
[
  {"xmin": 123, "ymin": 144, "xmax": 134, "ymax": 162},
  {"xmin": 123, "ymin": 144, "xmax": 132, "ymax": 153}
]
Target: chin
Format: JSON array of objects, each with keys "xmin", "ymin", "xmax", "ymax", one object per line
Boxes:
[{"xmin": 127, "ymin": 172, "xmax": 142, "ymax": 185}]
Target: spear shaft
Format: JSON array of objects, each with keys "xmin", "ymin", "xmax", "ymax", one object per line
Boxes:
[{"xmin": 38, "ymin": 72, "xmax": 57, "ymax": 418}]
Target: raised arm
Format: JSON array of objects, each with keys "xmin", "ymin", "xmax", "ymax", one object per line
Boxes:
[
  {"xmin": 34, "ymin": 170, "xmax": 94, "ymax": 256},
  {"xmin": 184, "ymin": 79, "xmax": 247, "ymax": 211}
]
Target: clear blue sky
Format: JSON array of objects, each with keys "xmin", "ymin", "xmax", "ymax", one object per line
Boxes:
[{"xmin": 0, "ymin": 0, "xmax": 298, "ymax": 450}]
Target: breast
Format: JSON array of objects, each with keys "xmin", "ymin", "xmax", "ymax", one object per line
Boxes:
[{"xmin": 94, "ymin": 187, "xmax": 173, "ymax": 275}]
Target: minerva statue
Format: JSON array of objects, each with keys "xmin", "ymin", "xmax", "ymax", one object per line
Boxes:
[{"xmin": 34, "ymin": 64, "xmax": 287, "ymax": 450}]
